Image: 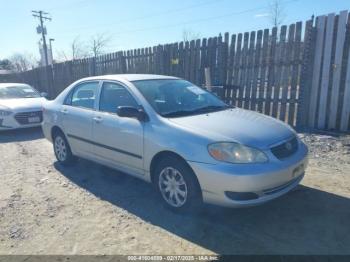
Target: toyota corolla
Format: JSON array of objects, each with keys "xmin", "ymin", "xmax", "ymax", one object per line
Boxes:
[{"xmin": 42, "ymin": 74, "xmax": 308, "ymax": 211}]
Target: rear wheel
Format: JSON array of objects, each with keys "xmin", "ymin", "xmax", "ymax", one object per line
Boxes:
[
  {"xmin": 53, "ymin": 131, "xmax": 77, "ymax": 165},
  {"xmin": 154, "ymin": 156, "xmax": 202, "ymax": 212}
]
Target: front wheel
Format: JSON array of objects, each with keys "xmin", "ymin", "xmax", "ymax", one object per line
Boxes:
[
  {"xmin": 53, "ymin": 132, "xmax": 77, "ymax": 165},
  {"xmin": 154, "ymin": 156, "xmax": 202, "ymax": 212}
]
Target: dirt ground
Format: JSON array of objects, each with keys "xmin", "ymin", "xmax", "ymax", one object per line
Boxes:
[{"xmin": 0, "ymin": 127, "xmax": 349, "ymax": 255}]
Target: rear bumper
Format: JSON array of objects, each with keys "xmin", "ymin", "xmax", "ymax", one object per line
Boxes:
[
  {"xmin": 42, "ymin": 121, "xmax": 53, "ymax": 142},
  {"xmin": 188, "ymin": 142, "xmax": 308, "ymax": 207}
]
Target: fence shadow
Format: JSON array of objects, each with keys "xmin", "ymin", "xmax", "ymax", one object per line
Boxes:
[
  {"xmin": 54, "ymin": 159, "xmax": 350, "ymax": 255},
  {"xmin": 0, "ymin": 127, "xmax": 44, "ymax": 143}
]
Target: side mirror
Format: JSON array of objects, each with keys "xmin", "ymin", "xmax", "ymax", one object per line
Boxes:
[
  {"xmin": 116, "ymin": 106, "xmax": 148, "ymax": 121},
  {"xmin": 41, "ymin": 92, "xmax": 48, "ymax": 98}
]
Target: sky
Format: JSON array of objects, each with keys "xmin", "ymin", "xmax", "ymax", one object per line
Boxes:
[{"xmin": 1, "ymin": 0, "xmax": 349, "ymax": 61}]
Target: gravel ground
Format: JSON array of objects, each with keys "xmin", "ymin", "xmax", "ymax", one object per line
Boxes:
[{"xmin": 0, "ymin": 127, "xmax": 349, "ymax": 255}]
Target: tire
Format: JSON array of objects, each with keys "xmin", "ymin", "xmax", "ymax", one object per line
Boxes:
[
  {"xmin": 154, "ymin": 156, "xmax": 202, "ymax": 212},
  {"xmin": 53, "ymin": 131, "xmax": 77, "ymax": 166}
]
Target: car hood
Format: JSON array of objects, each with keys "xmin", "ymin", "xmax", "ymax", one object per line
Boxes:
[
  {"xmin": 0, "ymin": 98, "xmax": 46, "ymax": 111},
  {"xmin": 167, "ymin": 108, "xmax": 295, "ymax": 149}
]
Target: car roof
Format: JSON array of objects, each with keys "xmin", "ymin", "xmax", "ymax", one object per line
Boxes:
[
  {"xmin": 0, "ymin": 83, "xmax": 31, "ymax": 88},
  {"xmin": 78, "ymin": 74, "xmax": 179, "ymax": 82}
]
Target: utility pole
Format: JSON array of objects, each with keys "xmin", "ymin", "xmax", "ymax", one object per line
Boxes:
[
  {"xmin": 32, "ymin": 10, "xmax": 52, "ymax": 96},
  {"xmin": 49, "ymin": 38, "xmax": 55, "ymax": 63},
  {"xmin": 32, "ymin": 10, "xmax": 51, "ymax": 67}
]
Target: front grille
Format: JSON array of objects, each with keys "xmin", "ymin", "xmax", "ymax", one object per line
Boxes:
[
  {"xmin": 225, "ymin": 191, "xmax": 259, "ymax": 201},
  {"xmin": 14, "ymin": 111, "xmax": 43, "ymax": 125},
  {"xmin": 271, "ymin": 136, "xmax": 298, "ymax": 159},
  {"xmin": 263, "ymin": 174, "xmax": 304, "ymax": 195}
]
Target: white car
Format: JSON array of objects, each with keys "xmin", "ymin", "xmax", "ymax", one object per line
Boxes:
[{"xmin": 0, "ymin": 83, "xmax": 47, "ymax": 130}]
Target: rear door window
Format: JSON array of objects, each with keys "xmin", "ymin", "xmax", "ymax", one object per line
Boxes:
[{"xmin": 68, "ymin": 82, "xmax": 99, "ymax": 110}]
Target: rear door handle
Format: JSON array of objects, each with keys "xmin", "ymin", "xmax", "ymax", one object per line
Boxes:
[
  {"xmin": 93, "ymin": 116, "xmax": 103, "ymax": 123},
  {"xmin": 61, "ymin": 108, "xmax": 68, "ymax": 114}
]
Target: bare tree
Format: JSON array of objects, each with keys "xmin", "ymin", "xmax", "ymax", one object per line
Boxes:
[
  {"xmin": 56, "ymin": 50, "xmax": 69, "ymax": 62},
  {"xmin": 182, "ymin": 29, "xmax": 201, "ymax": 42},
  {"xmin": 56, "ymin": 34, "xmax": 111, "ymax": 62},
  {"xmin": 56, "ymin": 37, "xmax": 88, "ymax": 62},
  {"xmin": 71, "ymin": 37, "xmax": 88, "ymax": 60},
  {"xmin": 88, "ymin": 34, "xmax": 111, "ymax": 58},
  {"xmin": 0, "ymin": 59, "xmax": 14, "ymax": 70},
  {"xmin": 9, "ymin": 53, "xmax": 37, "ymax": 72},
  {"xmin": 268, "ymin": 0, "xmax": 286, "ymax": 27}
]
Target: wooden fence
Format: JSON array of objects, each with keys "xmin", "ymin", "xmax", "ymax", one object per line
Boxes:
[{"xmin": 3, "ymin": 10, "xmax": 350, "ymax": 132}]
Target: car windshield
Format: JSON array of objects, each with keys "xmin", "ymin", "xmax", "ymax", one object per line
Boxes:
[
  {"xmin": 0, "ymin": 85, "xmax": 40, "ymax": 99},
  {"xmin": 132, "ymin": 79, "xmax": 230, "ymax": 117}
]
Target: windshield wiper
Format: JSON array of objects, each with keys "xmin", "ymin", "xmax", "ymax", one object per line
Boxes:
[
  {"xmin": 162, "ymin": 105, "xmax": 232, "ymax": 118},
  {"xmin": 161, "ymin": 110, "xmax": 195, "ymax": 117},
  {"xmin": 190, "ymin": 105, "xmax": 231, "ymax": 113}
]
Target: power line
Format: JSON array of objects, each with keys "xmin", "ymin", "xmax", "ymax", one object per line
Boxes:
[
  {"xmin": 109, "ymin": 0, "xmax": 299, "ymax": 36},
  {"xmin": 55, "ymin": 0, "xmax": 223, "ymax": 33},
  {"xmin": 105, "ymin": 0, "xmax": 223, "ymax": 25},
  {"xmin": 46, "ymin": 0, "xmax": 91, "ymax": 12},
  {"xmin": 56, "ymin": 0, "xmax": 298, "ymax": 39}
]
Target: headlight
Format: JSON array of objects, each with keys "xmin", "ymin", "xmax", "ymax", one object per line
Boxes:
[
  {"xmin": 208, "ymin": 142, "xmax": 268, "ymax": 164},
  {"xmin": 0, "ymin": 110, "xmax": 12, "ymax": 116}
]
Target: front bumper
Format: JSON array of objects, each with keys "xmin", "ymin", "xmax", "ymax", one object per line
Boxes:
[
  {"xmin": 0, "ymin": 113, "xmax": 42, "ymax": 130},
  {"xmin": 188, "ymin": 142, "xmax": 308, "ymax": 207}
]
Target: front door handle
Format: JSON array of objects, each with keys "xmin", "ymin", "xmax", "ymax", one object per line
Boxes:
[{"xmin": 93, "ymin": 116, "xmax": 103, "ymax": 123}]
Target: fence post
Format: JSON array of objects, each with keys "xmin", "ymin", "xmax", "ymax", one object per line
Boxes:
[
  {"xmin": 48, "ymin": 65, "xmax": 54, "ymax": 99},
  {"xmin": 121, "ymin": 51, "xmax": 127, "ymax": 73},
  {"xmin": 204, "ymin": 67, "xmax": 212, "ymax": 91},
  {"xmin": 89, "ymin": 57, "xmax": 96, "ymax": 76},
  {"xmin": 296, "ymin": 19, "xmax": 315, "ymax": 130}
]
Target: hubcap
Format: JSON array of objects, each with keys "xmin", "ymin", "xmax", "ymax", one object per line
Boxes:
[
  {"xmin": 158, "ymin": 167, "xmax": 188, "ymax": 208},
  {"xmin": 54, "ymin": 136, "xmax": 67, "ymax": 161}
]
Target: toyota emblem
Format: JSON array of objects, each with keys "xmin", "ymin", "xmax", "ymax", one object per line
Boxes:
[{"xmin": 285, "ymin": 142, "xmax": 293, "ymax": 151}]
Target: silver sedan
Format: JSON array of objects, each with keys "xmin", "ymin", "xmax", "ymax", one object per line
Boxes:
[{"xmin": 42, "ymin": 74, "xmax": 308, "ymax": 211}]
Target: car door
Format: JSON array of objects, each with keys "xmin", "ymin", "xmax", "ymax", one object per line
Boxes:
[
  {"xmin": 61, "ymin": 81, "xmax": 100, "ymax": 158},
  {"xmin": 92, "ymin": 81, "xmax": 144, "ymax": 176}
]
